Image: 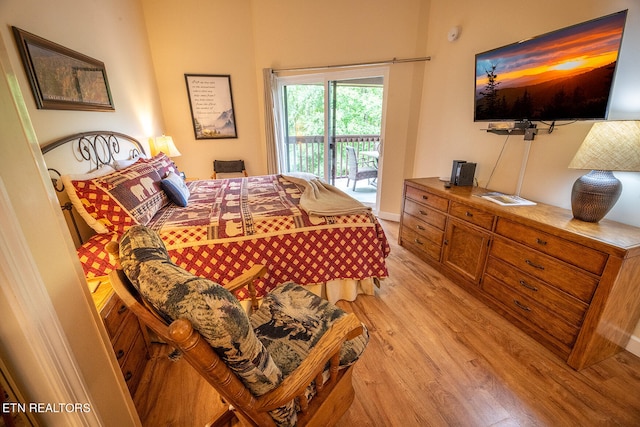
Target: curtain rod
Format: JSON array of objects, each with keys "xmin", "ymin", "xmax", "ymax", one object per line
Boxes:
[{"xmin": 271, "ymin": 56, "xmax": 431, "ymax": 73}]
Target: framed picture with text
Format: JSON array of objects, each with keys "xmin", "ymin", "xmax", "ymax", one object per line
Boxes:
[
  {"xmin": 185, "ymin": 74, "xmax": 237, "ymax": 139},
  {"xmin": 12, "ymin": 26, "xmax": 114, "ymax": 111}
]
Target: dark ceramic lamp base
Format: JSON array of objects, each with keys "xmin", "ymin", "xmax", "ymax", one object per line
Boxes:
[{"xmin": 571, "ymin": 170, "xmax": 622, "ymax": 223}]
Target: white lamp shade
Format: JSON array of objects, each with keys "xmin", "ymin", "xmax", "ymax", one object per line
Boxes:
[
  {"xmin": 149, "ymin": 135, "xmax": 181, "ymax": 157},
  {"xmin": 568, "ymin": 121, "xmax": 640, "ymax": 171}
]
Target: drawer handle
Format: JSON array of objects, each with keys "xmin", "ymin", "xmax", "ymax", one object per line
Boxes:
[
  {"xmin": 422, "ymin": 195, "xmax": 429, "ymax": 200},
  {"xmin": 414, "ymin": 238, "xmax": 423, "ymax": 246},
  {"xmin": 519, "ymin": 280, "xmax": 538, "ymax": 292},
  {"xmin": 116, "ymin": 349, "xmax": 125, "ymax": 359},
  {"xmin": 117, "ymin": 305, "xmax": 127, "ymax": 314},
  {"xmin": 416, "ymin": 225, "xmax": 425, "ymax": 231},
  {"xmin": 465, "ymin": 211, "xmax": 473, "ymax": 217},
  {"xmin": 536, "ymin": 238, "xmax": 548, "ymax": 246},
  {"xmin": 514, "ymin": 299, "xmax": 532, "ymax": 312},
  {"xmin": 124, "ymin": 371, "xmax": 133, "ymax": 381},
  {"xmin": 419, "ymin": 210, "xmax": 428, "ymax": 216},
  {"xmin": 525, "ymin": 259, "xmax": 545, "ymax": 270}
]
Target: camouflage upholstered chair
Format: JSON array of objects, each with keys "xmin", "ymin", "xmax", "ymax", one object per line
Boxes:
[{"xmin": 106, "ymin": 225, "xmax": 368, "ymax": 427}]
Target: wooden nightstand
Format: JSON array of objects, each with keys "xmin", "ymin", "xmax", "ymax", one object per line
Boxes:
[{"xmin": 90, "ymin": 277, "xmax": 150, "ymax": 395}]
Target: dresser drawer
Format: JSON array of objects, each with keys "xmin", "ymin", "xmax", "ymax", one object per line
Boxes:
[
  {"xmin": 490, "ymin": 238, "xmax": 598, "ymax": 303},
  {"xmin": 485, "ymin": 256, "xmax": 588, "ymax": 327},
  {"xmin": 402, "ymin": 214, "xmax": 444, "ymax": 245},
  {"xmin": 404, "ymin": 199, "xmax": 447, "ymax": 230},
  {"xmin": 401, "ymin": 227, "xmax": 442, "ymax": 262},
  {"xmin": 405, "ymin": 186, "xmax": 449, "ymax": 212},
  {"xmin": 121, "ymin": 331, "xmax": 148, "ymax": 395},
  {"xmin": 111, "ymin": 312, "xmax": 141, "ymax": 366},
  {"xmin": 483, "ymin": 275, "xmax": 580, "ymax": 349},
  {"xmin": 102, "ymin": 294, "xmax": 131, "ymax": 338},
  {"xmin": 495, "ymin": 218, "xmax": 607, "ymax": 275},
  {"xmin": 449, "ymin": 201, "xmax": 495, "ymax": 230}
]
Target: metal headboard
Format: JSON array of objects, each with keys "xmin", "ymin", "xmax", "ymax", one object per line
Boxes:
[
  {"xmin": 41, "ymin": 131, "xmax": 146, "ymax": 190},
  {"xmin": 40, "ymin": 131, "xmax": 147, "ymax": 245}
]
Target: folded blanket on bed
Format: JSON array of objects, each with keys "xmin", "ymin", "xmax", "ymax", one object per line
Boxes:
[{"xmin": 282, "ymin": 173, "xmax": 371, "ymax": 216}]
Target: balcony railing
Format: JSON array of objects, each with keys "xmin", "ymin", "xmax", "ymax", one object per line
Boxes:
[{"xmin": 285, "ymin": 135, "xmax": 380, "ymax": 179}]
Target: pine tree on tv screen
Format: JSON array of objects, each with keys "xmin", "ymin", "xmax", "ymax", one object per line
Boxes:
[{"xmin": 474, "ymin": 10, "xmax": 627, "ymax": 122}]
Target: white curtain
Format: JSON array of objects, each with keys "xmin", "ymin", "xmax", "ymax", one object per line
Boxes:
[{"xmin": 263, "ymin": 68, "xmax": 284, "ymax": 174}]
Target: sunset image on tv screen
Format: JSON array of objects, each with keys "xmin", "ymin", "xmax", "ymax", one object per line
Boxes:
[{"xmin": 474, "ymin": 10, "xmax": 627, "ymax": 121}]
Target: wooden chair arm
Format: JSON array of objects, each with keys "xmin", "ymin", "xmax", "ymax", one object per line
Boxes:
[
  {"xmin": 223, "ymin": 264, "xmax": 267, "ymax": 312},
  {"xmin": 256, "ymin": 313, "xmax": 363, "ymax": 411},
  {"xmin": 223, "ymin": 264, "xmax": 267, "ymax": 292}
]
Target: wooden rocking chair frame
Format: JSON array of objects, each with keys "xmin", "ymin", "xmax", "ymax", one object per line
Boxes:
[{"xmin": 106, "ymin": 242, "xmax": 363, "ymax": 427}]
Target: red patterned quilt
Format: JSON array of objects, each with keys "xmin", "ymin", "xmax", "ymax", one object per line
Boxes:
[{"xmin": 78, "ymin": 175, "xmax": 389, "ymax": 300}]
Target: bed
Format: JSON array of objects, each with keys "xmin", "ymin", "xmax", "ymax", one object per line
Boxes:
[{"xmin": 42, "ymin": 131, "xmax": 389, "ymax": 305}]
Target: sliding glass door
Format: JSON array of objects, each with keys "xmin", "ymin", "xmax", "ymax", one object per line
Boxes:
[{"xmin": 277, "ymin": 68, "xmax": 387, "ymax": 194}]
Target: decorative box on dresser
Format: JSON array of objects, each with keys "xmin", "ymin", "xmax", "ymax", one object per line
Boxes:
[
  {"xmin": 90, "ymin": 277, "xmax": 150, "ymax": 395},
  {"xmin": 399, "ymin": 177, "xmax": 640, "ymax": 370}
]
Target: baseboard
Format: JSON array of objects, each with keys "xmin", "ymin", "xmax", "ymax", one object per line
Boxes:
[
  {"xmin": 376, "ymin": 211, "xmax": 400, "ymax": 222},
  {"xmin": 626, "ymin": 334, "xmax": 640, "ymax": 358}
]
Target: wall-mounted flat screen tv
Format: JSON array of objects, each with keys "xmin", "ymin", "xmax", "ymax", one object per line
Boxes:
[{"xmin": 474, "ymin": 10, "xmax": 627, "ymax": 122}]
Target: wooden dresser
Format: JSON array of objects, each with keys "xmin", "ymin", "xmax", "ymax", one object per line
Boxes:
[
  {"xmin": 90, "ymin": 277, "xmax": 149, "ymax": 395},
  {"xmin": 399, "ymin": 177, "xmax": 640, "ymax": 369}
]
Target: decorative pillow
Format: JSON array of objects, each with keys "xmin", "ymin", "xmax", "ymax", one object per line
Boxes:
[
  {"xmin": 145, "ymin": 152, "xmax": 180, "ymax": 179},
  {"xmin": 62, "ymin": 166, "xmax": 116, "ymax": 234},
  {"xmin": 66, "ymin": 162, "xmax": 168, "ymax": 233},
  {"xmin": 160, "ymin": 171, "xmax": 190, "ymax": 207}
]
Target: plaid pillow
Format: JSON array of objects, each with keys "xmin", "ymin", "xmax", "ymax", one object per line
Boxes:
[
  {"xmin": 69, "ymin": 161, "xmax": 168, "ymax": 233},
  {"xmin": 62, "ymin": 166, "xmax": 116, "ymax": 234}
]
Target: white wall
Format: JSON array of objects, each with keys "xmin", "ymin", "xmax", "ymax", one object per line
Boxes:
[
  {"xmin": 141, "ymin": 0, "xmax": 263, "ymax": 182},
  {"xmin": 415, "ymin": 0, "xmax": 640, "ymax": 227}
]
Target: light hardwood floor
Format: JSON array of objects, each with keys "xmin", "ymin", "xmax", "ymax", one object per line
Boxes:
[{"xmin": 133, "ymin": 220, "xmax": 640, "ymax": 426}]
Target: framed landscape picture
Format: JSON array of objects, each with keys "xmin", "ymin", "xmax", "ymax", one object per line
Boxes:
[
  {"xmin": 12, "ymin": 27, "xmax": 115, "ymax": 111},
  {"xmin": 185, "ymin": 74, "xmax": 238, "ymax": 139}
]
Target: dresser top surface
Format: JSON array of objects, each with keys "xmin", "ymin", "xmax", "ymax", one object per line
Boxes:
[{"xmin": 405, "ymin": 177, "xmax": 640, "ymax": 253}]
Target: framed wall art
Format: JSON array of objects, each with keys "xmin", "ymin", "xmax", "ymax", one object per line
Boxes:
[
  {"xmin": 185, "ymin": 74, "xmax": 237, "ymax": 139},
  {"xmin": 12, "ymin": 27, "xmax": 114, "ymax": 112}
]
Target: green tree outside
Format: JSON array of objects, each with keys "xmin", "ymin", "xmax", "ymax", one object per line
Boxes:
[
  {"xmin": 284, "ymin": 83, "xmax": 383, "ymax": 178},
  {"xmin": 285, "ymin": 84, "xmax": 382, "ymax": 135}
]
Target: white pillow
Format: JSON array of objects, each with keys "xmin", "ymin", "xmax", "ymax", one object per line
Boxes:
[
  {"xmin": 61, "ymin": 166, "xmax": 116, "ymax": 234},
  {"xmin": 114, "ymin": 157, "xmax": 140, "ymax": 170}
]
